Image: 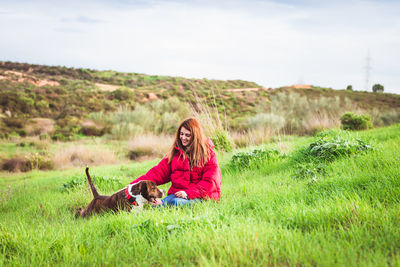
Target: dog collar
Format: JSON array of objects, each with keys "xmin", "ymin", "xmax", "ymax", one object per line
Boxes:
[{"xmin": 125, "ymin": 184, "xmax": 138, "ymax": 206}]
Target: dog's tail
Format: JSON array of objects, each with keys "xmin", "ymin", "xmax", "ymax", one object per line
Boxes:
[{"xmin": 85, "ymin": 167, "xmax": 99, "ymax": 198}]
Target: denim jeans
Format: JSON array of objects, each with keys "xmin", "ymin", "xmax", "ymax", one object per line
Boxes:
[{"xmin": 161, "ymin": 194, "xmax": 201, "ymax": 207}]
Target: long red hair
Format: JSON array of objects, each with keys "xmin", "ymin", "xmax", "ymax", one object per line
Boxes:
[{"xmin": 168, "ymin": 118, "xmax": 210, "ymax": 168}]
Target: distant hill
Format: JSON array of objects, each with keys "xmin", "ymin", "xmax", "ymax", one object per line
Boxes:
[{"xmin": 1, "ymin": 61, "xmax": 399, "ymax": 139}]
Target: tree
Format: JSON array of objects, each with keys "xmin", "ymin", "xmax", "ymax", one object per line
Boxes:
[
  {"xmin": 346, "ymin": 85, "xmax": 353, "ymax": 91},
  {"xmin": 372, "ymin": 84, "xmax": 384, "ymax": 93}
]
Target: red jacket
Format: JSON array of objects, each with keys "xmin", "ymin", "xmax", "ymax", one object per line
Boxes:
[{"xmin": 130, "ymin": 143, "xmax": 221, "ymax": 200}]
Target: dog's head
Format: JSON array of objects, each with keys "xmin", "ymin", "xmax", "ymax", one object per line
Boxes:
[{"xmin": 129, "ymin": 180, "xmax": 165, "ymax": 204}]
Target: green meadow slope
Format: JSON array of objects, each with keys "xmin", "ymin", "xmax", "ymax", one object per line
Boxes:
[{"xmin": 0, "ymin": 124, "xmax": 399, "ymax": 266}]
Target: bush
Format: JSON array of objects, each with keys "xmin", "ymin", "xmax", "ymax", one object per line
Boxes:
[
  {"xmin": 229, "ymin": 148, "xmax": 282, "ymax": 170},
  {"xmin": 340, "ymin": 112, "xmax": 373, "ymax": 131},
  {"xmin": 372, "ymin": 84, "xmax": 384, "ymax": 93},
  {"xmin": 211, "ymin": 130, "xmax": 234, "ymax": 152},
  {"xmin": 79, "ymin": 126, "xmax": 104, "ymax": 136},
  {"xmin": 39, "ymin": 134, "xmax": 49, "ymax": 140},
  {"xmin": 51, "ymin": 133, "xmax": 69, "ymax": 141},
  {"xmin": 3, "ymin": 117, "xmax": 24, "ymax": 128},
  {"xmin": 1, "ymin": 158, "xmax": 31, "ymax": 172},
  {"xmin": 1, "ymin": 153, "xmax": 54, "ymax": 172},
  {"xmin": 25, "ymin": 152, "xmax": 54, "ymax": 170},
  {"xmin": 293, "ymin": 133, "xmax": 373, "ymax": 163},
  {"xmin": 17, "ymin": 129, "xmax": 27, "ymax": 137},
  {"xmin": 247, "ymin": 113, "xmax": 285, "ymax": 134},
  {"xmin": 110, "ymin": 88, "xmax": 135, "ymax": 102}
]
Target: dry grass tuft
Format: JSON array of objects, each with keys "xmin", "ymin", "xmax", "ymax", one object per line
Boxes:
[
  {"xmin": 127, "ymin": 134, "xmax": 173, "ymax": 160},
  {"xmin": 53, "ymin": 145, "xmax": 118, "ymax": 169},
  {"xmin": 302, "ymin": 114, "xmax": 340, "ymax": 135},
  {"xmin": 231, "ymin": 128, "xmax": 274, "ymax": 147},
  {"xmin": 25, "ymin": 118, "xmax": 55, "ymax": 135}
]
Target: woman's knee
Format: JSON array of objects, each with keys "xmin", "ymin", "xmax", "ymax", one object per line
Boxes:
[{"xmin": 161, "ymin": 194, "xmax": 176, "ymax": 206}]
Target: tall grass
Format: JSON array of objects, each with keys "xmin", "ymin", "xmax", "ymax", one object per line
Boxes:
[
  {"xmin": 246, "ymin": 92, "xmax": 360, "ymax": 136},
  {"xmin": 127, "ymin": 134, "xmax": 173, "ymax": 159},
  {"xmin": 52, "ymin": 145, "xmax": 118, "ymax": 169},
  {"xmin": 87, "ymin": 98, "xmax": 191, "ymax": 140}
]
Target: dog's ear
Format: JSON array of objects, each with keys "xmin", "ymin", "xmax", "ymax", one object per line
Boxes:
[
  {"xmin": 130, "ymin": 181, "xmax": 144, "ymax": 195},
  {"xmin": 142, "ymin": 181, "xmax": 151, "ymax": 199}
]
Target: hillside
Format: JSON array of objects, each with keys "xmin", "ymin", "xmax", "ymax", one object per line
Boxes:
[{"xmin": 1, "ymin": 61, "xmax": 400, "ymax": 140}]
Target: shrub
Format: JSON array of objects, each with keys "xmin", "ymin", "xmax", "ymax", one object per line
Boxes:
[
  {"xmin": 51, "ymin": 133, "xmax": 69, "ymax": 141},
  {"xmin": 210, "ymin": 130, "xmax": 234, "ymax": 152},
  {"xmin": 155, "ymin": 112, "xmax": 181, "ymax": 134},
  {"xmin": 79, "ymin": 126, "xmax": 104, "ymax": 136},
  {"xmin": 112, "ymin": 105, "xmax": 156, "ymax": 134},
  {"xmin": 340, "ymin": 112, "xmax": 373, "ymax": 131},
  {"xmin": 247, "ymin": 113, "xmax": 285, "ymax": 134},
  {"xmin": 39, "ymin": 134, "xmax": 49, "ymax": 140},
  {"xmin": 1, "ymin": 158, "xmax": 31, "ymax": 172},
  {"xmin": 35, "ymin": 100, "xmax": 50, "ymax": 112},
  {"xmin": 0, "ymin": 132, "xmax": 9, "ymax": 139},
  {"xmin": 110, "ymin": 88, "xmax": 135, "ymax": 102},
  {"xmin": 110, "ymin": 123, "xmax": 144, "ymax": 140},
  {"xmin": 1, "ymin": 153, "xmax": 54, "ymax": 172},
  {"xmin": 3, "ymin": 117, "xmax": 24, "ymax": 128},
  {"xmin": 229, "ymin": 148, "xmax": 282, "ymax": 170},
  {"xmin": 25, "ymin": 152, "xmax": 54, "ymax": 170},
  {"xmin": 372, "ymin": 84, "xmax": 384, "ymax": 93},
  {"xmin": 17, "ymin": 129, "xmax": 27, "ymax": 137},
  {"xmin": 293, "ymin": 133, "xmax": 373, "ymax": 163}
]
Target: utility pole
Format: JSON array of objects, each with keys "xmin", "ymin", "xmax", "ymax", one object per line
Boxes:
[{"xmin": 365, "ymin": 49, "xmax": 371, "ymax": 91}]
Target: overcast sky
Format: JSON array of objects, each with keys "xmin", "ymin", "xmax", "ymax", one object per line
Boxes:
[{"xmin": 1, "ymin": 0, "xmax": 399, "ymax": 93}]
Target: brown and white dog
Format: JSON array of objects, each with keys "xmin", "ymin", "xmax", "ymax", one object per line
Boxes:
[{"xmin": 75, "ymin": 167, "xmax": 164, "ymax": 218}]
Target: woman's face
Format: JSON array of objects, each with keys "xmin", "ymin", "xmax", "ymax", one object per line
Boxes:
[{"xmin": 179, "ymin": 126, "xmax": 192, "ymax": 147}]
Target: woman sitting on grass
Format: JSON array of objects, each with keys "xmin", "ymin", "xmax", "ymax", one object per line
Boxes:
[{"xmin": 130, "ymin": 117, "xmax": 221, "ymax": 206}]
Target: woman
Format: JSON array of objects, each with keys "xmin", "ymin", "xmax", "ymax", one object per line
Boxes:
[{"xmin": 129, "ymin": 118, "xmax": 221, "ymax": 206}]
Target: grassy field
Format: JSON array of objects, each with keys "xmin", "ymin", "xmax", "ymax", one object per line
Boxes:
[{"xmin": 0, "ymin": 124, "xmax": 399, "ymax": 266}]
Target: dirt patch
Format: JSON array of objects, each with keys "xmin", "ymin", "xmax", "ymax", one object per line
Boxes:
[
  {"xmin": 290, "ymin": 84, "xmax": 312, "ymax": 89},
  {"xmin": 1, "ymin": 70, "xmax": 60, "ymax": 86},
  {"xmin": 5, "ymin": 70, "xmax": 24, "ymax": 77},
  {"xmin": 148, "ymin": 92, "xmax": 158, "ymax": 100},
  {"xmin": 225, "ymin": 87, "xmax": 268, "ymax": 92},
  {"xmin": 95, "ymin": 83, "xmax": 121, "ymax": 92}
]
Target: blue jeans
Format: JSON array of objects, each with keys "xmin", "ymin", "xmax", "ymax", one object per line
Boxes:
[{"xmin": 161, "ymin": 194, "xmax": 201, "ymax": 206}]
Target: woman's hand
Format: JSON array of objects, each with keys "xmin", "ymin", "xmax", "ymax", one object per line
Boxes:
[
  {"xmin": 174, "ymin": 191, "xmax": 187, "ymax": 199},
  {"xmin": 151, "ymin": 198, "xmax": 163, "ymax": 206}
]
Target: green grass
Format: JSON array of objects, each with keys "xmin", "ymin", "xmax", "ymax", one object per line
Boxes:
[{"xmin": 1, "ymin": 125, "xmax": 400, "ymax": 266}]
